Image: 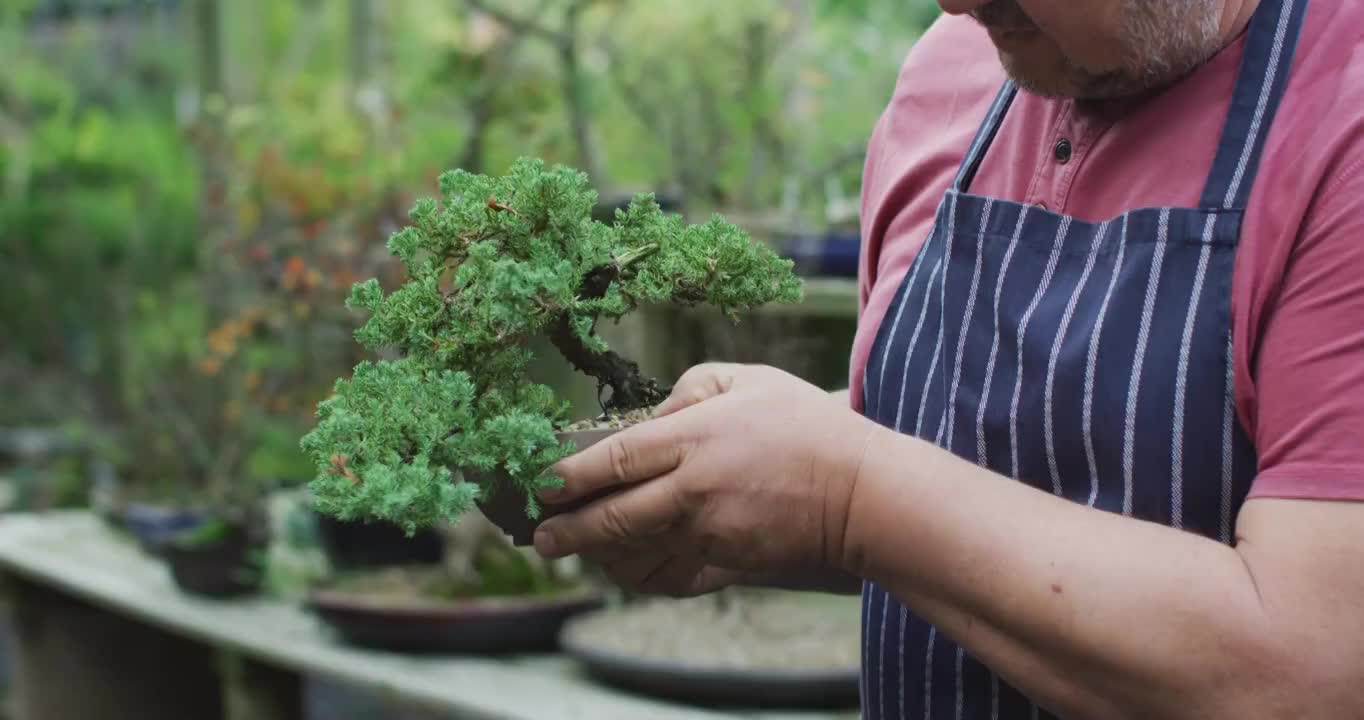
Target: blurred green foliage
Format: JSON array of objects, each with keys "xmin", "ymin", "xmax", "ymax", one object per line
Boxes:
[{"xmin": 0, "ymin": 0, "xmax": 939, "ymax": 507}]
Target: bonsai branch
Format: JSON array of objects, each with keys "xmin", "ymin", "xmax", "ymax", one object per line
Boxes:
[
  {"xmin": 549, "ymin": 255, "xmax": 668, "ymax": 413},
  {"xmin": 329, "ymin": 453, "xmax": 361, "ymax": 485},
  {"xmin": 550, "ymin": 319, "xmax": 667, "ymax": 412},
  {"xmin": 486, "ymin": 196, "xmax": 520, "ymax": 216}
]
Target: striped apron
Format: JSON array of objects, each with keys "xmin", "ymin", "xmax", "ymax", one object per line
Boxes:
[{"xmin": 858, "ymin": 0, "xmax": 1308, "ymax": 717}]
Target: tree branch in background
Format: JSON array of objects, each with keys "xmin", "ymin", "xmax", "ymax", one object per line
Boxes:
[
  {"xmin": 742, "ymin": 19, "xmax": 787, "ymax": 209},
  {"xmin": 456, "ymin": 0, "xmax": 554, "ymax": 172},
  {"xmin": 145, "ymin": 378, "xmax": 217, "ymax": 478},
  {"xmin": 557, "ymin": 0, "xmax": 602, "ymax": 184},
  {"xmin": 193, "ymin": 0, "xmax": 223, "ymax": 98},
  {"xmin": 464, "ymin": 0, "xmax": 563, "ymax": 45},
  {"xmin": 597, "ymin": 6, "xmax": 702, "ymax": 202},
  {"xmin": 205, "ymin": 370, "xmax": 289, "ymax": 498},
  {"xmin": 278, "ymin": 1, "xmax": 328, "ymax": 85},
  {"xmin": 463, "ymin": 0, "xmax": 606, "ymax": 185}
]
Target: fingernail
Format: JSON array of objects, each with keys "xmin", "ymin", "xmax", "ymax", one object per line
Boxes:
[{"xmin": 533, "ymin": 526, "xmax": 559, "ymax": 557}]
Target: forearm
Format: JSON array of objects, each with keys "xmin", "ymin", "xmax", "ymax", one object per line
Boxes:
[{"xmin": 843, "ymin": 427, "xmax": 1318, "ymax": 719}]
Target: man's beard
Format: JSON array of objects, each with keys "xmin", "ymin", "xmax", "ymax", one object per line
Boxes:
[{"xmin": 971, "ymin": 0, "xmax": 1223, "ymax": 99}]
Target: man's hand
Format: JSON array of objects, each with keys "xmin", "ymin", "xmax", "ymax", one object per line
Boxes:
[{"xmin": 531, "ymin": 363, "xmax": 881, "ymax": 596}]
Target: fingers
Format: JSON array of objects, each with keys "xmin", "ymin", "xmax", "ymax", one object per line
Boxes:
[
  {"xmin": 641, "ymin": 559, "xmax": 738, "ymax": 597},
  {"xmin": 594, "ymin": 549, "xmax": 669, "ymax": 587},
  {"xmin": 542, "ymin": 412, "xmax": 690, "ymax": 504},
  {"xmin": 534, "ymin": 472, "xmax": 684, "ymax": 558},
  {"xmin": 592, "ymin": 550, "xmax": 737, "ymax": 597},
  {"xmin": 652, "ymin": 362, "xmax": 744, "ymax": 418}
]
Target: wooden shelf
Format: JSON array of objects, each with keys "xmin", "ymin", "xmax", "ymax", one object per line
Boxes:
[{"xmin": 0, "ymin": 512, "xmax": 858, "ymax": 720}]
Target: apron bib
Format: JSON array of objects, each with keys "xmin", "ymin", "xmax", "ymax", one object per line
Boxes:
[{"xmin": 858, "ymin": 1, "xmax": 1309, "ymax": 717}]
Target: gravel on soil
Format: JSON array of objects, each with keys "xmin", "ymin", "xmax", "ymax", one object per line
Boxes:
[
  {"xmin": 563, "ymin": 406, "xmax": 657, "ymax": 432},
  {"xmin": 562, "ymin": 590, "xmax": 861, "ymax": 672}
]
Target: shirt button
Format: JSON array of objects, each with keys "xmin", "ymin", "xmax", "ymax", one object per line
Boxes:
[{"xmin": 1054, "ymin": 138, "xmax": 1073, "ymax": 164}]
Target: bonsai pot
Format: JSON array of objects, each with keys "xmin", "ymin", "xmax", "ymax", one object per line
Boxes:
[
  {"xmin": 307, "ymin": 584, "xmax": 606, "ymax": 654},
  {"xmin": 774, "ymin": 227, "xmax": 860, "ymax": 278},
  {"xmin": 315, "ymin": 514, "xmax": 445, "ymax": 570},
  {"xmin": 472, "ymin": 428, "xmax": 619, "ymax": 546},
  {"xmin": 163, "ymin": 521, "xmax": 264, "ymax": 599},
  {"xmin": 121, "ymin": 502, "xmax": 212, "ymax": 556},
  {"xmin": 558, "ymin": 593, "xmax": 862, "ymax": 709},
  {"xmin": 562, "ymin": 638, "xmax": 860, "ymax": 709}
]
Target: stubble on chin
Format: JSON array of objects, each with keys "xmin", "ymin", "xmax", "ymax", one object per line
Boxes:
[{"xmin": 979, "ymin": 0, "xmax": 1224, "ymax": 99}]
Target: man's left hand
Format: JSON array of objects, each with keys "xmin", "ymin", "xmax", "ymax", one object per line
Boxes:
[{"xmin": 532, "ymin": 363, "xmax": 881, "ymax": 596}]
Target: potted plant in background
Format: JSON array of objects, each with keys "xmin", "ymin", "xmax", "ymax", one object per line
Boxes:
[
  {"xmin": 108, "ymin": 286, "xmax": 257, "ymax": 554},
  {"xmin": 300, "ymin": 157, "xmax": 802, "ymax": 545},
  {"xmin": 98, "ymin": 281, "xmax": 305, "ymax": 598},
  {"xmin": 305, "ymin": 511, "xmax": 604, "ymax": 654},
  {"xmin": 161, "ymin": 505, "xmax": 269, "ymax": 599}
]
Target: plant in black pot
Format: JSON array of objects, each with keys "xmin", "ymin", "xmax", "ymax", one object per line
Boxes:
[
  {"xmin": 313, "ymin": 513, "xmax": 445, "ymax": 571},
  {"xmin": 163, "ymin": 510, "xmax": 268, "ymax": 599},
  {"xmin": 305, "ymin": 511, "xmax": 604, "ymax": 654},
  {"xmin": 108, "ymin": 280, "xmax": 314, "ymax": 563},
  {"xmin": 299, "ymin": 157, "xmax": 802, "ymax": 544}
]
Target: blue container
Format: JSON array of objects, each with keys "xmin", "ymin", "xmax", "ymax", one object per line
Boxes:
[
  {"xmin": 775, "ymin": 229, "xmax": 861, "ymax": 278},
  {"xmin": 121, "ymin": 503, "xmax": 211, "ymax": 556}
]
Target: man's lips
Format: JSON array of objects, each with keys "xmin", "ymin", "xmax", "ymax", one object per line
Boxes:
[
  {"xmin": 983, "ymin": 22, "xmax": 1041, "ymax": 42},
  {"xmin": 984, "ymin": 23, "xmax": 1038, "ymax": 36}
]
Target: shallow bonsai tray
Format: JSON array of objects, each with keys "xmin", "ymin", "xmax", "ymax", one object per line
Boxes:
[
  {"xmin": 306, "ymin": 587, "xmax": 606, "ymax": 655},
  {"xmin": 559, "ymin": 626, "xmax": 860, "ymax": 709}
]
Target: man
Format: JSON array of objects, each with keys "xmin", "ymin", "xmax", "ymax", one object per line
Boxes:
[{"xmin": 533, "ymin": 0, "xmax": 1364, "ymax": 717}]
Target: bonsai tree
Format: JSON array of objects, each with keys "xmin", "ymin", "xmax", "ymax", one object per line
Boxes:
[{"xmin": 301, "ymin": 158, "xmax": 801, "ymax": 533}]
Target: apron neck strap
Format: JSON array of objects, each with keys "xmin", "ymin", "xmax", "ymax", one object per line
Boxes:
[
  {"xmin": 953, "ymin": 82, "xmax": 1018, "ymax": 193},
  {"xmin": 1198, "ymin": 0, "xmax": 1309, "ymax": 211}
]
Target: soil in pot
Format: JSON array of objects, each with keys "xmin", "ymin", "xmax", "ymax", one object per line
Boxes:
[
  {"xmin": 163, "ymin": 519, "xmax": 265, "ymax": 599},
  {"xmin": 315, "ymin": 514, "xmax": 445, "ymax": 570},
  {"xmin": 474, "ymin": 408, "xmax": 654, "ymax": 546},
  {"xmin": 559, "ymin": 589, "xmax": 862, "ymax": 708}
]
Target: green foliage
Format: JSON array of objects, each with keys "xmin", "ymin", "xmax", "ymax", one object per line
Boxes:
[
  {"xmin": 302, "ymin": 158, "xmax": 801, "ymax": 531},
  {"xmin": 302, "ymin": 358, "xmax": 482, "ymax": 533},
  {"xmin": 172, "ymin": 517, "xmax": 234, "ymax": 548}
]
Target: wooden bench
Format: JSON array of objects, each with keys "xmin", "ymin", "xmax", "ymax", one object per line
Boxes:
[{"xmin": 0, "ymin": 512, "xmax": 856, "ymax": 720}]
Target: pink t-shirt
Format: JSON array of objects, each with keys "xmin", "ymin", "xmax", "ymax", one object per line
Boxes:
[{"xmin": 850, "ymin": 5, "xmax": 1364, "ymax": 502}]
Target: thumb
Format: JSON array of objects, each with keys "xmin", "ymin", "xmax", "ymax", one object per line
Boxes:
[{"xmin": 652, "ymin": 362, "xmax": 745, "ymax": 418}]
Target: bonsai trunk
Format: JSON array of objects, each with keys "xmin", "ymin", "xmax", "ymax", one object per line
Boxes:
[{"xmin": 549, "ymin": 263, "xmax": 669, "ymax": 413}]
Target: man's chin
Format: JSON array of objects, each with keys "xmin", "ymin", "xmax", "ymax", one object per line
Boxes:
[
  {"xmin": 997, "ymin": 52, "xmax": 1084, "ymax": 98},
  {"xmin": 999, "ymin": 52, "xmax": 1153, "ymax": 100}
]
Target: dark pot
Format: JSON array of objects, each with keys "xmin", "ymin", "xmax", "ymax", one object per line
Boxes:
[
  {"xmin": 164, "ymin": 522, "xmax": 263, "ymax": 598},
  {"xmin": 472, "ymin": 428, "xmax": 619, "ymax": 546},
  {"xmin": 561, "ymin": 636, "xmax": 861, "ymax": 709},
  {"xmin": 307, "ymin": 586, "xmax": 606, "ymax": 654},
  {"xmin": 121, "ymin": 503, "xmax": 212, "ymax": 556},
  {"xmin": 315, "ymin": 514, "xmax": 445, "ymax": 570}
]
